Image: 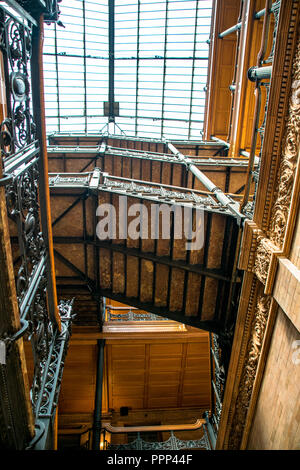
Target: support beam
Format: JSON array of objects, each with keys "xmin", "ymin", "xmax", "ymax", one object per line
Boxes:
[
  {"xmin": 92, "ymin": 339, "xmax": 105, "ymax": 450},
  {"xmin": 53, "ymin": 237, "xmax": 233, "ymax": 282},
  {"xmin": 31, "ymin": 17, "xmax": 61, "ymax": 330}
]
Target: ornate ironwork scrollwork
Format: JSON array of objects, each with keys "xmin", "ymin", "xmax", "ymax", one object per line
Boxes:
[
  {"xmin": 6, "ymin": 162, "xmax": 46, "ymax": 304},
  {"xmin": 0, "ymin": 4, "xmax": 73, "ymax": 449},
  {"xmin": 107, "ymin": 429, "xmax": 210, "ymax": 451},
  {"xmin": 0, "ymin": 9, "xmax": 35, "ymax": 159},
  {"xmin": 31, "ymin": 299, "xmax": 74, "ymax": 418}
]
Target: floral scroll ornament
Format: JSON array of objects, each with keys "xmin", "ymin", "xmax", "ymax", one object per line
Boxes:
[{"xmin": 269, "ymin": 41, "xmax": 300, "ymax": 248}]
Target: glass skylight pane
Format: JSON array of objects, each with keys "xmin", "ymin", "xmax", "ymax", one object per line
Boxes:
[{"xmin": 43, "ymin": 0, "xmax": 213, "ymax": 139}]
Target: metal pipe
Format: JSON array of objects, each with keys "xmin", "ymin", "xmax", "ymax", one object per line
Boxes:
[
  {"xmin": 92, "ymin": 339, "xmax": 105, "ymax": 450},
  {"xmin": 239, "ymin": 149, "xmax": 260, "ymax": 165},
  {"xmin": 218, "ymin": 22, "xmax": 242, "ymax": 39},
  {"xmin": 167, "ymin": 142, "xmax": 242, "ymax": 220},
  {"xmin": 254, "ymin": 2, "xmax": 279, "ymax": 19},
  {"xmin": 248, "ymin": 65, "xmax": 272, "ymax": 81},
  {"xmin": 210, "ymin": 136, "xmax": 230, "ymax": 148}
]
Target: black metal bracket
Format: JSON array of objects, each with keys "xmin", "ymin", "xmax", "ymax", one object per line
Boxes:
[
  {"xmin": 0, "ymin": 318, "xmax": 29, "ymax": 355},
  {"xmin": 25, "ymin": 421, "xmax": 45, "ymax": 450},
  {"xmin": 0, "ymin": 173, "xmax": 13, "ymax": 187}
]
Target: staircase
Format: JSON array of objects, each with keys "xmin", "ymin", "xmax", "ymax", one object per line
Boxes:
[{"xmin": 48, "ymin": 137, "xmax": 244, "ymax": 334}]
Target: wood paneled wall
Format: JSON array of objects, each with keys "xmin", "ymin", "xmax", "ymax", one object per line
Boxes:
[
  {"xmin": 204, "ymin": 0, "xmax": 241, "ymax": 141},
  {"xmin": 216, "ymin": 1, "xmax": 300, "ymax": 450},
  {"xmin": 57, "ymin": 327, "xmax": 211, "ymax": 428},
  {"xmin": 106, "ymin": 333, "xmax": 211, "ymax": 411},
  {"xmin": 247, "ymin": 307, "xmax": 300, "ymax": 449}
]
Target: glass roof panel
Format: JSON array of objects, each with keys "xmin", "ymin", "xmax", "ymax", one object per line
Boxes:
[{"xmin": 43, "ymin": 0, "xmax": 213, "ymax": 140}]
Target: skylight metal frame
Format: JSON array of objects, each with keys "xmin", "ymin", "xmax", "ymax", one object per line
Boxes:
[{"xmin": 43, "ymin": 0, "xmax": 213, "ymax": 140}]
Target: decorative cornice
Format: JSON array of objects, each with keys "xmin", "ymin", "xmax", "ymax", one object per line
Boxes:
[
  {"xmin": 253, "ymin": 237, "xmax": 276, "ymax": 286},
  {"xmin": 269, "ymin": 38, "xmax": 300, "ymax": 248},
  {"xmin": 239, "ymin": 222, "xmax": 279, "ymax": 291},
  {"xmin": 238, "ymin": 221, "xmax": 261, "ymax": 272},
  {"xmin": 217, "ymin": 1, "xmax": 300, "ymax": 451}
]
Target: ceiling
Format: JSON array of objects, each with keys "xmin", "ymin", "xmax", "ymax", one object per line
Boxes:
[{"xmin": 42, "ymin": 0, "xmax": 213, "ymax": 140}]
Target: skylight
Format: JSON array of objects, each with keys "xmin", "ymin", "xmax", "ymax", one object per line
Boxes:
[{"xmin": 43, "ymin": 0, "xmax": 213, "ymax": 140}]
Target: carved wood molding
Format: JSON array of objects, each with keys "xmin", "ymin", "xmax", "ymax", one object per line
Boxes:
[
  {"xmin": 217, "ymin": 2, "xmax": 300, "ymax": 450},
  {"xmin": 253, "ymin": 237, "xmax": 273, "ymax": 284},
  {"xmin": 226, "ymin": 293, "xmax": 271, "ymax": 449},
  {"xmin": 216, "ymin": 284, "xmax": 271, "ymax": 449},
  {"xmin": 216, "ymin": 274, "xmax": 260, "ymax": 449},
  {"xmin": 253, "ymin": 236, "xmax": 280, "ymax": 294},
  {"xmin": 269, "ymin": 36, "xmax": 300, "ymax": 248},
  {"xmin": 238, "ymin": 220, "xmax": 261, "ymax": 271},
  {"xmin": 239, "ymin": 221, "xmax": 279, "ymax": 293}
]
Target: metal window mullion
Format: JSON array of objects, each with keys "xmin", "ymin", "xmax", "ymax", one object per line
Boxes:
[
  {"xmin": 108, "ymin": 0, "xmax": 115, "ymax": 124},
  {"xmin": 135, "ymin": 0, "xmax": 141, "ymax": 136},
  {"xmin": 188, "ymin": 0, "xmax": 199, "ymax": 140},
  {"xmin": 161, "ymin": 0, "xmax": 169, "ymax": 139},
  {"xmin": 54, "ymin": 23, "xmax": 60, "ymax": 133},
  {"xmin": 83, "ymin": 0, "xmax": 87, "ymax": 133}
]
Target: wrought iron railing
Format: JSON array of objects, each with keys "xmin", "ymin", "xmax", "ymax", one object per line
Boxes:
[
  {"xmin": 105, "ymin": 305, "xmax": 165, "ymax": 323},
  {"xmin": 106, "ymin": 429, "xmax": 211, "ymax": 451},
  {"xmin": 209, "ymin": 333, "xmax": 225, "ymax": 431},
  {"xmin": 180, "ymin": 333, "xmax": 227, "ymax": 449},
  {"xmin": 103, "ymin": 425, "xmax": 212, "ymax": 451},
  {"xmin": 0, "ymin": 2, "xmax": 73, "ymax": 449}
]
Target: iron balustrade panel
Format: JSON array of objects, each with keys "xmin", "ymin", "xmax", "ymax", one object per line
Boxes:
[
  {"xmin": 209, "ymin": 332, "xmax": 226, "ymax": 437},
  {"xmin": 32, "ymin": 299, "xmax": 74, "ymax": 419},
  {"xmin": 0, "ymin": 3, "xmax": 72, "ymax": 449},
  {"xmin": 0, "ymin": 6, "xmax": 48, "ymax": 324},
  {"xmin": 106, "ymin": 306, "xmax": 164, "ymax": 322},
  {"xmin": 106, "ymin": 429, "xmax": 211, "ymax": 451},
  {"xmin": 0, "ymin": 8, "xmax": 36, "ymax": 157}
]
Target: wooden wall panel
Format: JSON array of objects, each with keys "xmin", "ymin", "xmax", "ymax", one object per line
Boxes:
[
  {"xmin": 204, "ymin": 0, "xmax": 241, "ymax": 141},
  {"xmin": 59, "ymin": 344, "xmax": 98, "ymax": 414},
  {"xmin": 290, "ymin": 210, "xmax": 300, "ymax": 269},
  {"xmin": 247, "ymin": 308, "xmax": 300, "ymax": 450},
  {"xmin": 107, "ymin": 333, "xmax": 210, "ymax": 412}
]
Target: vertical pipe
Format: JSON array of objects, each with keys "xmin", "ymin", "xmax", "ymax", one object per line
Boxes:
[{"xmin": 92, "ymin": 339, "xmax": 105, "ymax": 450}]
